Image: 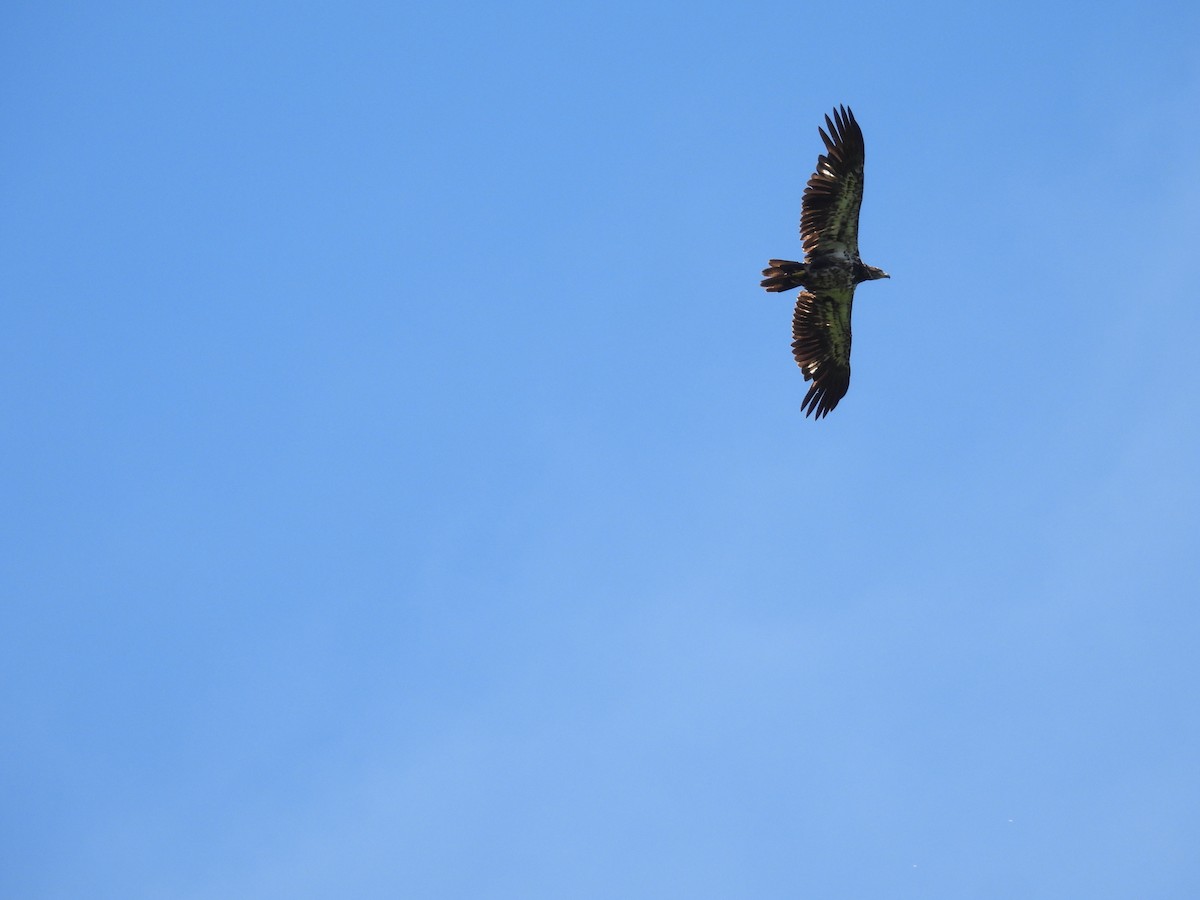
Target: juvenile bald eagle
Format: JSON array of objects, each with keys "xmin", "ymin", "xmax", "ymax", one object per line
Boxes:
[{"xmin": 761, "ymin": 105, "xmax": 889, "ymax": 418}]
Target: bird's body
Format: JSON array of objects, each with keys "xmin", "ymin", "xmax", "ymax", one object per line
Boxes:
[{"xmin": 761, "ymin": 105, "xmax": 889, "ymax": 418}]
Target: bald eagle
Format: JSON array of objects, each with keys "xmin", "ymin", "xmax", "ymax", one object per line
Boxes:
[{"xmin": 761, "ymin": 105, "xmax": 889, "ymax": 418}]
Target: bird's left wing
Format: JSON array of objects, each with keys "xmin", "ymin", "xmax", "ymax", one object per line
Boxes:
[{"xmin": 791, "ymin": 287, "xmax": 854, "ymax": 418}]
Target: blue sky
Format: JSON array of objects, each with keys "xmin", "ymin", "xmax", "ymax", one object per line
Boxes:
[{"xmin": 3, "ymin": 1, "xmax": 1200, "ymax": 897}]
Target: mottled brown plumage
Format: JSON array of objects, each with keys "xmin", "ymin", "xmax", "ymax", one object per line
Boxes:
[{"xmin": 761, "ymin": 105, "xmax": 889, "ymax": 418}]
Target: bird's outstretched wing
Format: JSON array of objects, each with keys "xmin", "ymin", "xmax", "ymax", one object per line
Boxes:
[
  {"xmin": 792, "ymin": 287, "xmax": 853, "ymax": 418},
  {"xmin": 800, "ymin": 106, "xmax": 865, "ymax": 265}
]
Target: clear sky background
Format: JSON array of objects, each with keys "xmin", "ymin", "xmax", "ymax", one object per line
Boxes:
[{"xmin": 3, "ymin": 2, "xmax": 1200, "ymax": 897}]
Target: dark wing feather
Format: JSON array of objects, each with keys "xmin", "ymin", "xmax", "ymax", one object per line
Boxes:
[
  {"xmin": 800, "ymin": 105, "xmax": 865, "ymax": 264},
  {"xmin": 791, "ymin": 287, "xmax": 854, "ymax": 418}
]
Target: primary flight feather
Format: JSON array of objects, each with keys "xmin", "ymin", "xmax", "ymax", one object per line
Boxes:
[{"xmin": 761, "ymin": 105, "xmax": 889, "ymax": 418}]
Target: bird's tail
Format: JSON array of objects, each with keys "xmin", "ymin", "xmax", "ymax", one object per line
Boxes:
[{"xmin": 760, "ymin": 259, "xmax": 807, "ymax": 292}]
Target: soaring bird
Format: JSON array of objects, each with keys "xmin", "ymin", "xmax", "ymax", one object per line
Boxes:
[{"xmin": 761, "ymin": 105, "xmax": 889, "ymax": 418}]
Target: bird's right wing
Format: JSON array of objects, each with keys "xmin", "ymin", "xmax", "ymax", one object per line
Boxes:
[{"xmin": 800, "ymin": 105, "xmax": 866, "ymax": 265}]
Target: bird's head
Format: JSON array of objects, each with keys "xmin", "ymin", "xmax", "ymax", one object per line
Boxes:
[{"xmin": 864, "ymin": 265, "xmax": 890, "ymax": 281}]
